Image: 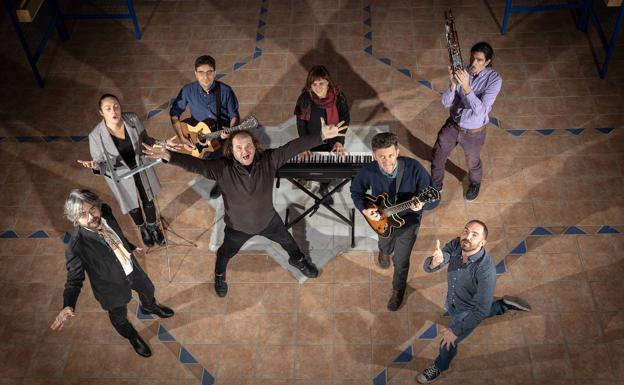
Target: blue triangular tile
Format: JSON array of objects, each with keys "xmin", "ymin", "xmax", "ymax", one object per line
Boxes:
[
  {"xmin": 398, "ymin": 68, "xmax": 411, "ymax": 77},
  {"xmin": 364, "ymin": 18, "xmax": 371, "ymax": 26},
  {"xmin": 179, "ymin": 347, "xmax": 198, "ymax": 364},
  {"xmin": 28, "ymin": 230, "xmax": 49, "ymax": 238},
  {"xmin": 233, "ymin": 61, "xmax": 246, "ymax": 70},
  {"xmin": 201, "ymin": 369, "xmax": 215, "ymax": 385},
  {"xmin": 146, "ymin": 109, "xmax": 162, "ymax": 120},
  {"xmin": 373, "ymin": 369, "xmax": 387, "ymax": 385},
  {"xmin": 255, "ymin": 32, "xmax": 264, "ymax": 42},
  {"xmin": 489, "ymin": 117, "xmax": 500, "ymax": 127},
  {"xmin": 259, "ymin": 6, "xmax": 268, "ymax": 14},
  {"xmin": 257, "ymin": 20, "xmax": 266, "ymax": 28},
  {"xmin": 507, "ymin": 129, "xmax": 526, "ymax": 136},
  {"xmin": 136, "ymin": 305, "xmax": 154, "ymax": 320},
  {"xmin": 70, "ymin": 136, "xmax": 87, "ymax": 142},
  {"xmin": 63, "ymin": 232, "xmax": 71, "ymax": 244},
  {"xmin": 417, "ymin": 80, "xmax": 432, "ymax": 89},
  {"xmin": 536, "ymin": 129, "xmax": 555, "ymax": 136},
  {"xmin": 597, "ymin": 225, "xmax": 619, "ymax": 234},
  {"xmin": 364, "ymin": 31, "xmax": 372, "ymax": 40},
  {"xmin": 566, "ymin": 128, "xmax": 584, "ymax": 135},
  {"xmin": 418, "ymin": 323, "xmax": 437, "ymax": 339},
  {"xmin": 563, "ymin": 226, "xmax": 586, "ymax": 235},
  {"xmin": 363, "ymin": 5, "xmax": 371, "ymax": 12},
  {"xmin": 253, "ymin": 47, "xmax": 262, "ymax": 59},
  {"xmin": 595, "ymin": 127, "xmax": 614, "ymax": 134},
  {"xmin": 16, "ymin": 136, "xmax": 38, "ymax": 142},
  {"xmin": 42, "ymin": 136, "xmax": 62, "ymax": 143},
  {"xmin": 215, "ymin": 74, "xmax": 225, "ymax": 81},
  {"xmin": 158, "ymin": 325, "xmax": 176, "ymax": 342},
  {"xmin": 495, "ymin": 259, "xmax": 506, "ymax": 274},
  {"xmin": 531, "ymin": 227, "xmax": 553, "ymax": 236},
  {"xmin": 0, "ymin": 230, "xmax": 18, "ymax": 239},
  {"xmin": 364, "ymin": 45, "xmax": 373, "ymax": 55},
  {"xmin": 393, "ymin": 345, "xmax": 413, "ymax": 363},
  {"xmin": 510, "ymin": 240, "xmax": 527, "ymax": 255},
  {"xmin": 379, "ymin": 57, "xmax": 391, "ymax": 66}
]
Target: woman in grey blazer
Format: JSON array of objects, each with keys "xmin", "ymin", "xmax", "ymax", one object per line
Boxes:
[{"xmin": 77, "ymin": 94, "xmax": 165, "ymax": 247}]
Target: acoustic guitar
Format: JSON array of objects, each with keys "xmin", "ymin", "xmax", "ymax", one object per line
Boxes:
[
  {"xmin": 363, "ymin": 186, "xmax": 440, "ymax": 237},
  {"xmin": 180, "ymin": 116, "xmax": 259, "ymax": 158}
]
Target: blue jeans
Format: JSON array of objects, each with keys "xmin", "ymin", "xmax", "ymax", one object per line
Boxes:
[{"xmin": 434, "ymin": 299, "xmax": 507, "ymax": 371}]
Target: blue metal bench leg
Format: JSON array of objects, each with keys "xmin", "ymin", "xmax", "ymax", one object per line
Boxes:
[
  {"xmin": 3, "ymin": 0, "xmax": 44, "ymax": 87},
  {"xmin": 127, "ymin": 0, "xmax": 142, "ymax": 40},
  {"xmin": 599, "ymin": 5, "xmax": 624, "ymax": 78},
  {"xmin": 501, "ymin": 0, "xmax": 513, "ymax": 34}
]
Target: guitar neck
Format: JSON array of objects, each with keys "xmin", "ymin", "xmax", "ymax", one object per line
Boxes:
[{"xmin": 384, "ymin": 198, "xmax": 420, "ymax": 216}]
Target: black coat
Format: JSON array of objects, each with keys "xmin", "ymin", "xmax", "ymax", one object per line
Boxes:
[{"xmin": 62, "ymin": 204, "xmax": 149, "ymax": 311}]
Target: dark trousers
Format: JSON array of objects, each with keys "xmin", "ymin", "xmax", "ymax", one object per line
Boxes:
[
  {"xmin": 215, "ymin": 212, "xmax": 305, "ymax": 275},
  {"xmin": 128, "ymin": 175, "xmax": 157, "ymax": 226},
  {"xmin": 107, "ymin": 269, "xmax": 156, "ymax": 340},
  {"xmin": 434, "ymin": 299, "xmax": 507, "ymax": 371},
  {"xmin": 431, "ymin": 118, "xmax": 487, "ymax": 190},
  {"xmin": 378, "ymin": 222, "xmax": 420, "ymax": 291}
]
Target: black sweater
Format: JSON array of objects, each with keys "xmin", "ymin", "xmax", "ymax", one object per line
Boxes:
[{"xmin": 296, "ymin": 91, "xmax": 349, "ymax": 152}]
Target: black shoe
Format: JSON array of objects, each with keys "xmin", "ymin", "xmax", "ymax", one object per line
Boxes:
[
  {"xmin": 139, "ymin": 224, "xmax": 154, "ymax": 247},
  {"xmin": 289, "ymin": 256, "xmax": 319, "ymax": 278},
  {"xmin": 502, "ymin": 295, "xmax": 532, "ymax": 311},
  {"xmin": 465, "ymin": 183, "xmax": 480, "ymax": 201},
  {"xmin": 140, "ymin": 303, "xmax": 175, "ymax": 318},
  {"xmin": 377, "ymin": 250, "xmax": 391, "ymax": 269},
  {"xmin": 209, "ymin": 185, "xmax": 221, "ymax": 199},
  {"xmin": 129, "ymin": 334, "xmax": 152, "ymax": 357},
  {"xmin": 147, "ymin": 223, "xmax": 166, "ymax": 246},
  {"xmin": 387, "ymin": 288, "xmax": 405, "ymax": 311},
  {"xmin": 215, "ymin": 273, "xmax": 228, "ymax": 297},
  {"xmin": 319, "ymin": 183, "xmax": 334, "ymax": 205},
  {"xmin": 417, "ymin": 364, "xmax": 441, "ymax": 384}
]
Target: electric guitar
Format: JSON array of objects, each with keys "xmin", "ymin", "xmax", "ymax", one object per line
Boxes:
[
  {"xmin": 363, "ymin": 186, "xmax": 440, "ymax": 237},
  {"xmin": 180, "ymin": 115, "xmax": 259, "ymax": 158}
]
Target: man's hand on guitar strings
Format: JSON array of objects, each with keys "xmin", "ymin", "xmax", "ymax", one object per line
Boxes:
[{"xmin": 410, "ymin": 199, "xmax": 424, "ymax": 212}]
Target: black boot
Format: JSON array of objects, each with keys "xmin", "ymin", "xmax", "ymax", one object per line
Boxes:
[
  {"xmin": 288, "ymin": 255, "xmax": 319, "ymax": 278},
  {"xmin": 129, "ymin": 334, "xmax": 152, "ymax": 357},
  {"xmin": 147, "ymin": 222, "xmax": 166, "ymax": 246},
  {"xmin": 138, "ymin": 224, "xmax": 154, "ymax": 247},
  {"xmin": 215, "ymin": 273, "xmax": 228, "ymax": 297},
  {"xmin": 387, "ymin": 288, "xmax": 405, "ymax": 311}
]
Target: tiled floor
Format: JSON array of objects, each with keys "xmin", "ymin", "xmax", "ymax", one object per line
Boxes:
[{"xmin": 1, "ymin": 0, "xmax": 623, "ymax": 384}]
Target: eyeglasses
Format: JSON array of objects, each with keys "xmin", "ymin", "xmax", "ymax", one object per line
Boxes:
[{"xmin": 196, "ymin": 70, "xmax": 216, "ymax": 76}]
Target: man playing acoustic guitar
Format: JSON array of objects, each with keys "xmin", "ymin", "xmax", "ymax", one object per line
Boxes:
[
  {"xmin": 170, "ymin": 55, "xmax": 240, "ymax": 198},
  {"xmin": 350, "ymin": 133, "xmax": 438, "ymax": 311}
]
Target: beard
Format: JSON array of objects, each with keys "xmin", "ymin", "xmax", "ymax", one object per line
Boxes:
[
  {"xmin": 85, "ymin": 216, "xmax": 101, "ymax": 230},
  {"xmin": 460, "ymin": 239, "xmax": 474, "ymax": 251}
]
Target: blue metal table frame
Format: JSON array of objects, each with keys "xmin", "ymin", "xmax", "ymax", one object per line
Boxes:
[
  {"xmin": 501, "ymin": 0, "xmax": 587, "ymax": 34},
  {"xmin": 5, "ymin": 0, "xmax": 141, "ymax": 88}
]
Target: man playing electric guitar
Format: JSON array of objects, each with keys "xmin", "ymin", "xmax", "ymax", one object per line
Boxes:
[
  {"xmin": 170, "ymin": 54, "xmax": 240, "ymax": 198},
  {"xmin": 350, "ymin": 133, "xmax": 438, "ymax": 311}
]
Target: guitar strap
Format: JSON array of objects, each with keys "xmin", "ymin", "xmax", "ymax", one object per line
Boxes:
[
  {"xmin": 394, "ymin": 158, "xmax": 405, "ymax": 204},
  {"xmin": 214, "ymin": 81, "xmax": 222, "ymax": 131}
]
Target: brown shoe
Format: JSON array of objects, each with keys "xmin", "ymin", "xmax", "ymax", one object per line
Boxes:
[{"xmin": 377, "ymin": 250, "xmax": 392, "ymax": 269}]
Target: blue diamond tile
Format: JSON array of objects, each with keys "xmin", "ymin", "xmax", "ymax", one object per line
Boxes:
[
  {"xmin": 373, "ymin": 369, "xmax": 387, "ymax": 385},
  {"xmin": 179, "ymin": 347, "xmax": 198, "ymax": 364},
  {"xmin": 531, "ymin": 227, "xmax": 553, "ymax": 236},
  {"xmin": 393, "ymin": 345, "xmax": 413, "ymax": 363},
  {"xmin": 28, "ymin": 230, "xmax": 49, "ymax": 238},
  {"xmin": 364, "ymin": 31, "xmax": 372, "ymax": 40},
  {"xmin": 215, "ymin": 74, "xmax": 225, "ymax": 81},
  {"xmin": 398, "ymin": 68, "xmax": 411, "ymax": 78},
  {"xmin": 255, "ymin": 32, "xmax": 264, "ymax": 42},
  {"xmin": 136, "ymin": 305, "xmax": 154, "ymax": 320},
  {"xmin": 536, "ymin": 129, "xmax": 555, "ymax": 136},
  {"xmin": 364, "ymin": 18, "xmax": 371, "ymax": 26},
  {"xmin": 495, "ymin": 259, "xmax": 506, "ymax": 275},
  {"xmin": 597, "ymin": 225, "xmax": 619, "ymax": 234},
  {"xmin": 595, "ymin": 127, "xmax": 614, "ymax": 134},
  {"xmin": 259, "ymin": 6, "xmax": 268, "ymax": 14},
  {"xmin": 510, "ymin": 241, "xmax": 527, "ymax": 255},
  {"xmin": 507, "ymin": 129, "xmax": 526, "ymax": 136},
  {"xmin": 16, "ymin": 136, "xmax": 38, "ymax": 142},
  {"xmin": 563, "ymin": 226, "xmax": 586, "ymax": 235},
  {"xmin": 566, "ymin": 128, "xmax": 584, "ymax": 135},
  {"xmin": 257, "ymin": 20, "xmax": 266, "ymax": 28},
  {"xmin": 233, "ymin": 61, "xmax": 246, "ymax": 70},
  {"xmin": 146, "ymin": 109, "xmax": 162, "ymax": 120},
  {"xmin": 418, "ymin": 323, "xmax": 437, "ymax": 339},
  {"xmin": 43, "ymin": 136, "xmax": 62, "ymax": 143},
  {"xmin": 364, "ymin": 45, "xmax": 373, "ymax": 55},
  {"xmin": 379, "ymin": 57, "xmax": 391, "ymax": 66},
  {"xmin": 202, "ymin": 369, "xmax": 215, "ymax": 385},
  {"xmin": 70, "ymin": 136, "xmax": 87, "ymax": 142},
  {"xmin": 158, "ymin": 325, "xmax": 176, "ymax": 342},
  {"xmin": 363, "ymin": 5, "xmax": 371, "ymax": 12},
  {"xmin": 0, "ymin": 230, "xmax": 19, "ymax": 238},
  {"xmin": 417, "ymin": 80, "xmax": 432, "ymax": 89},
  {"xmin": 253, "ymin": 47, "xmax": 262, "ymax": 59},
  {"xmin": 489, "ymin": 117, "xmax": 500, "ymax": 127}
]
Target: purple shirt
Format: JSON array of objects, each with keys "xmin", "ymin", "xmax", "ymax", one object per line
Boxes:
[{"xmin": 441, "ymin": 67, "xmax": 502, "ymax": 129}]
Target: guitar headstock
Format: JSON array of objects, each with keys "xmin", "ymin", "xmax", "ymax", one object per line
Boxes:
[
  {"xmin": 239, "ymin": 115, "xmax": 259, "ymax": 130},
  {"xmin": 418, "ymin": 186, "xmax": 441, "ymax": 203}
]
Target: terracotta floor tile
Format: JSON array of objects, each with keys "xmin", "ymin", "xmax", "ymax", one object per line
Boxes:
[
  {"xmin": 256, "ymin": 345, "xmax": 295, "ymax": 379},
  {"xmin": 567, "ymin": 343, "xmax": 615, "ymax": 380},
  {"xmin": 334, "ymin": 282, "xmax": 371, "ymax": 312},
  {"xmin": 294, "ymin": 345, "xmax": 333, "ymax": 380}
]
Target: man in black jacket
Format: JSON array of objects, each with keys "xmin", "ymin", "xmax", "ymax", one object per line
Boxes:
[{"xmin": 50, "ymin": 189, "xmax": 174, "ymax": 357}]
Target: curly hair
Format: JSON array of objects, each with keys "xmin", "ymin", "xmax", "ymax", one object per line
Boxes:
[{"xmin": 222, "ymin": 130, "xmax": 265, "ymax": 160}]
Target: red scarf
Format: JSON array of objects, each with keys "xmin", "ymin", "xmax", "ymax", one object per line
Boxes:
[{"xmin": 295, "ymin": 88, "xmax": 340, "ymax": 125}]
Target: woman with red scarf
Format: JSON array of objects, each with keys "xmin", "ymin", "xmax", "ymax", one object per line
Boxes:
[{"xmin": 294, "ymin": 65, "xmax": 350, "ymax": 200}]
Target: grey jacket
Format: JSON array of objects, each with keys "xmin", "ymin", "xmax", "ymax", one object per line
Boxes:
[{"xmin": 88, "ymin": 112, "xmax": 161, "ymax": 214}]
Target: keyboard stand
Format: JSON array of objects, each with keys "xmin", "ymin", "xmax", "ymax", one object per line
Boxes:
[{"xmin": 281, "ymin": 177, "xmax": 356, "ymax": 248}]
